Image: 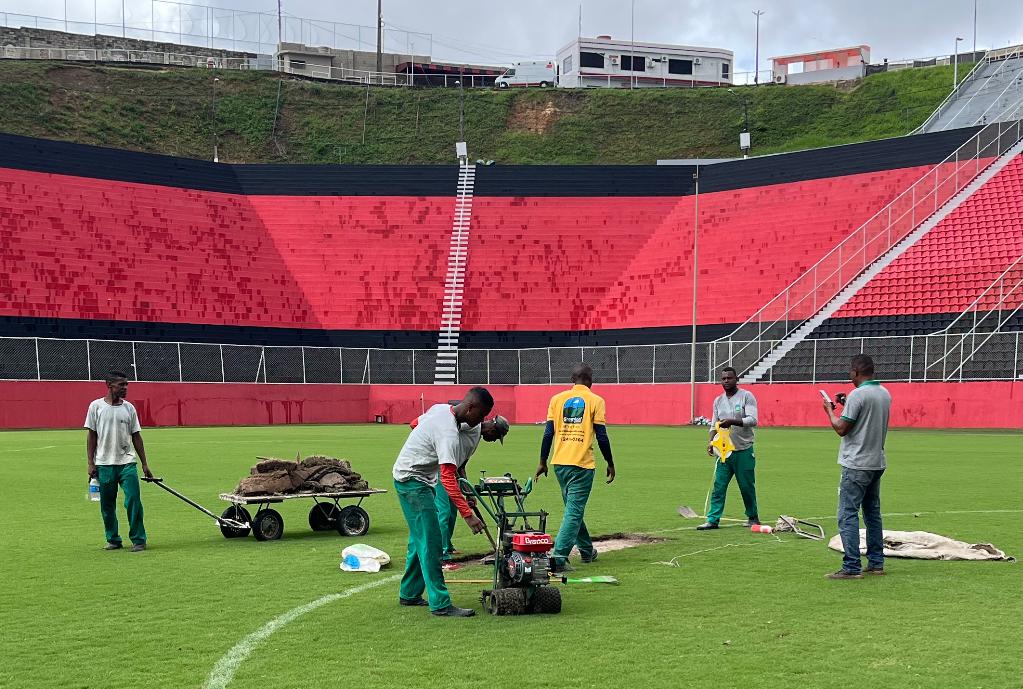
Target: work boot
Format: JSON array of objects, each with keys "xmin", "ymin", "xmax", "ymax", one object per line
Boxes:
[
  {"xmin": 826, "ymin": 569, "xmax": 863, "ymax": 580},
  {"xmin": 864, "ymin": 567, "xmax": 886, "ymax": 576},
  {"xmin": 399, "ymin": 597, "xmax": 429, "ymax": 607},
  {"xmin": 745, "ymin": 518, "xmax": 761, "ymax": 527},
  {"xmin": 550, "ymin": 559, "xmax": 575, "ymax": 573},
  {"xmin": 581, "ymin": 548, "xmax": 598, "ymax": 564},
  {"xmin": 696, "ymin": 522, "xmax": 719, "ymax": 531},
  {"xmin": 130, "ymin": 543, "xmax": 146, "ymax": 552},
  {"xmin": 431, "ymin": 605, "xmax": 475, "ymax": 617},
  {"xmin": 103, "ymin": 542, "xmax": 123, "ymax": 551}
]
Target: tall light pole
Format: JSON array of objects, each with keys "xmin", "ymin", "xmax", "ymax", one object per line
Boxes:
[
  {"xmin": 954, "ymin": 36, "xmax": 963, "ymax": 87},
  {"xmin": 212, "ymin": 77, "xmax": 220, "ymax": 162},
  {"xmin": 973, "ymin": 0, "xmax": 978, "ymax": 56},
  {"xmin": 689, "ymin": 165, "xmax": 700, "ymax": 423},
  {"xmin": 630, "ymin": 0, "xmax": 635, "ymax": 90},
  {"xmin": 376, "ymin": 0, "xmax": 383, "ymax": 79},
  {"xmin": 752, "ymin": 9, "xmax": 765, "ymax": 85}
]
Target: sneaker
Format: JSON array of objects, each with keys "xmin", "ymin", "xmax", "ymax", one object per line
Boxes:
[
  {"xmin": 441, "ymin": 561, "xmax": 463, "ymax": 572},
  {"xmin": 581, "ymin": 548, "xmax": 598, "ymax": 564},
  {"xmin": 399, "ymin": 597, "xmax": 429, "ymax": 607},
  {"xmin": 103, "ymin": 542, "xmax": 123, "ymax": 551},
  {"xmin": 745, "ymin": 518, "xmax": 761, "ymax": 527},
  {"xmin": 130, "ymin": 543, "xmax": 146, "ymax": 552},
  {"xmin": 826, "ymin": 569, "xmax": 863, "ymax": 580},
  {"xmin": 431, "ymin": 604, "xmax": 475, "ymax": 617},
  {"xmin": 696, "ymin": 522, "xmax": 719, "ymax": 531},
  {"xmin": 864, "ymin": 567, "xmax": 886, "ymax": 576}
]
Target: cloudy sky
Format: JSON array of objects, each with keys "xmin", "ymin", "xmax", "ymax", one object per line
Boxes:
[{"xmin": 6, "ymin": 0, "xmax": 1023, "ymax": 77}]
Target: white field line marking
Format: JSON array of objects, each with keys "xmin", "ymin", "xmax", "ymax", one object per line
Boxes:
[
  {"xmin": 203, "ymin": 574, "xmax": 400, "ymax": 689},
  {"xmin": 0, "ymin": 444, "xmax": 60, "ymax": 453},
  {"xmin": 653, "ymin": 508, "xmax": 1023, "ymax": 534}
]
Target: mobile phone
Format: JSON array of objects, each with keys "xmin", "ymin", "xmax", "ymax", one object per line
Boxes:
[{"xmin": 819, "ymin": 390, "xmax": 833, "ymax": 407}]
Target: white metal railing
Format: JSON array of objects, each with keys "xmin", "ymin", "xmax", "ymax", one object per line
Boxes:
[
  {"xmin": 1, "ymin": 332, "xmax": 1019, "ymax": 385},
  {"xmin": 719, "ymin": 117, "xmax": 1023, "ymax": 374},
  {"xmin": 913, "ymin": 50, "xmax": 990, "ymax": 134},
  {"xmin": 926, "ymin": 253, "xmax": 1023, "ymax": 380}
]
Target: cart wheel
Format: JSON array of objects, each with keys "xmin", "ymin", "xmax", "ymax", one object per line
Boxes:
[
  {"xmin": 308, "ymin": 503, "xmax": 340, "ymax": 532},
  {"xmin": 530, "ymin": 585, "xmax": 562, "ymax": 614},
  {"xmin": 336, "ymin": 505, "xmax": 370, "ymax": 537},
  {"xmin": 252, "ymin": 509, "xmax": 284, "ymax": 541},
  {"xmin": 219, "ymin": 506, "xmax": 252, "ymax": 539}
]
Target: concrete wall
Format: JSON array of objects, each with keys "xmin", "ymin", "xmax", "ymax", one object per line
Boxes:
[
  {"xmin": 1, "ymin": 381, "xmax": 1020, "ymax": 429},
  {"xmin": 785, "ymin": 64, "xmax": 865, "ymax": 85},
  {"xmin": 0, "ymin": 26, "xmax": 255, "ymax": 58}
]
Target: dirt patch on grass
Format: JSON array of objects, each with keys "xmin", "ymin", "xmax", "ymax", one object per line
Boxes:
[
  {"xmin": 45, "ymin": 66, "xmax": 98, "ymax": 89},
  {"xmin": 575, "ymin": 533, "xmax": 664, "ymax": 556},
  {"xmin": 508, "ymin": 98, "xmax": 562, "ymax": 134}
]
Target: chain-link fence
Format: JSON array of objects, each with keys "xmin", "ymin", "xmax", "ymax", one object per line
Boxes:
[{"xmin": 0, "ymin": 333, "xmax": 1020, "ymax": 384}]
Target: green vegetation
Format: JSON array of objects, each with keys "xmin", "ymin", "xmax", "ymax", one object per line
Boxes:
[
  {"xmin": 2, "ymin": 423, "xmax": 1019, "ymax": 689},
  {"xmin": 0, "ymin": 60, "xmax": 960, "ymax": 164}
]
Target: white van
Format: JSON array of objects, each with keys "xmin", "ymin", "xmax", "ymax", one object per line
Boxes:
[{"xmin": 495, "ymin": 60, "xmax": 557, "ymax": 88}]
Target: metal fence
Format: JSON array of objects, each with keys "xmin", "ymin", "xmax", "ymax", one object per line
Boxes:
[
  {"xmin": 1, "ymin": 333, "xmax": 1020, "ymax": 385},
  {"xmin": 1, "ymin": 4, "xmax": 431, "ymax": 57}
]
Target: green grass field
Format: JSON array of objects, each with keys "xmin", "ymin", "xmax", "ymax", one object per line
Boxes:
[{"xmin": 2, "ymin": 424, "xmax": 1020, "ymax": 689}]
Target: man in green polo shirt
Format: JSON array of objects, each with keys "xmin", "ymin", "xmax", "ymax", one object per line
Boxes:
[{"xmin": 822, "ymin": 354, "xmax": 892, "ymax": 580}]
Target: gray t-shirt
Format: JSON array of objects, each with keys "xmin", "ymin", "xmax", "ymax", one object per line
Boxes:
[
  {"xmin": 84, "ymin": 399, "xmax": 142, "ymax": 466},
  {"xmin": 711, "ymin": 389, "xmax": 758, "ymax": 450},
  {"xmin": 392, "ymin": 404, "xmax": 462, "ymax": 486},
  {"xmin": 838, "ymin": 381, "xmax": 891, "ymax": 470}
]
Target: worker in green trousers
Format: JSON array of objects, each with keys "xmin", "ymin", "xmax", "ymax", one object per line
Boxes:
[
  {"xmin": 391, "ymin": 388, "xmax": 493, "ymax": 617},
  {"xmin": 699, "ymin": 367, "xmax": 760, "ymax": 530}
]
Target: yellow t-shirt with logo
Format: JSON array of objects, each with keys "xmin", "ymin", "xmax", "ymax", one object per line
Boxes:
[{"xmin": 547, "ymin": 384, "xmax": 607, "ymax": 470}]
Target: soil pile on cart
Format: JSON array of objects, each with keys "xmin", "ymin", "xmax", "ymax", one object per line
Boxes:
[{"xmin": 233, "ymin": 455, "xmax": 371, "ymax": 496}]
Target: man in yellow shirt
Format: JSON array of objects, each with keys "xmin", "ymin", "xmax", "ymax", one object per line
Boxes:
[{"xmin": 535, "ymin": 363, "xmax": 616, "ymax": 573}]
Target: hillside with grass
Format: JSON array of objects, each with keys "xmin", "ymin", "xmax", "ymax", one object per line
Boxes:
[{"xmin": 0, "ymin": 60, "xmax": 958, "ymax": 164}]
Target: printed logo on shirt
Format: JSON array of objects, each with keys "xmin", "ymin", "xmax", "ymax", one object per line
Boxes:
[{"xmin": 562, "ymin": 397, "xmax": 586, "ymax": 424}]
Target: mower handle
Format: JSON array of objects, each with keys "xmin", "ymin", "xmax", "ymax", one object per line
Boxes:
[{"xmin": 457, "ymin": 477, "xmax": 498, "ymax": 522}]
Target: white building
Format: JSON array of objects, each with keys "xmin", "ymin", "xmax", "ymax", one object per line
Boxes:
[{"xmin": 556, "ymin": 35, "xmax": 733, "ymax": 88}]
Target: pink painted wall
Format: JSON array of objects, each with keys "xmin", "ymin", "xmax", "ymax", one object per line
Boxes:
[{"xmin": 1, "ymin": 381, "xmax": 1019, "ymax": 430}]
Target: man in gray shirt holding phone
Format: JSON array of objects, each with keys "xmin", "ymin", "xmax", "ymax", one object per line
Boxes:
[{"xmin": 822, "ymin": 354, "xmax": 891, "ymax": 579}]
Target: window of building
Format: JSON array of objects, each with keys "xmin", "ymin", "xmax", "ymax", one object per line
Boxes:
[
  {"xmin": 668, "ymin": 58, "xmax": 694, "ymax": 75},
  {"xmin": 621, "ymin": 55, "xmax": 645, "ymax": 71},
  {"xmin": 580, "ymin": 51, "xmax": 604, "ymax": 69},
  {"xmin": 563, "ymin": 55, "xmax": 573, "ymax": 73},
  {"xmin": 290, "ymin": 59, "xmax": 306, "ymax": 69},
  {"xmin": 721, "ymin": 62, "xmax": 730, "ymax": 79}
]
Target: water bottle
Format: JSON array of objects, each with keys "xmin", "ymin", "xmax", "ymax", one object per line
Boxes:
[{"xmin": 88, "ymin": 478, "xmax": 101, "ymax": 502}]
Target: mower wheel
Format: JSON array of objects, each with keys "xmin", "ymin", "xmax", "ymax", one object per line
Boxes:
[
  {"xmin": 530, "ymin": 585, "xmax": 562, "ymax": 614},
  {"xmin": 308, "ymin": 503, "xmax": 340, "ymax": 532},
  {"xmin": 336, "ymin": 505, "xmax": 370, "ymax": 537},
  {"xmin": 487, "ymin": 588, "xmax": 527, "ymax": 615},
  {"xmin": 219, "ymin": 506, "xmax": 252, "ymax": 539},
  {"xmin": 252, "ymin": 509, "xmax": 284, "ymax": 541}
]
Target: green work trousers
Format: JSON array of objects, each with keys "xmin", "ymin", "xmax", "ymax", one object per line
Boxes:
[
  {"xmin": 98, "ymin": 462, "xmax": 147, "ymax": 546},
  {"xmin": 553, "ymin": 464, "xmax": 595, "ymax": 565},
  {"xmin": 394, "ymin": 479, "xmax": 452, "ymax": 611},
  {"xmin": 706, "ymin": 446, "xmax": 759, "ymax": 524},
  {"xmin": 434, "ymin": 486, "xmax": 459, "ymax": 561}
]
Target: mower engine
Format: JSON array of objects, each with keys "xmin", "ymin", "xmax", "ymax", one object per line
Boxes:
[{"xmin": 504, "ymin": 532, "xmax": 554, "ymax": 587}]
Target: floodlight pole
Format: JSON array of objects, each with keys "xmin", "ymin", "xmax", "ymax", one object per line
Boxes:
[
  {"xmin": 689, "ymin": 165, "xmax": 699, "ymax": 423},
  {"xmin": 376, "ymin": 0, "xmax": 383, "ymax": 80},
  {"xmin": 973, "ymin": 0, "xmax": 978, "ymax": 56},
  {"xmin": 212, "ymin": 77, "xmax": 220, "ymax": 162},
  {"xmin": 753, "ymin": 10, "xmax": 765, "ymax": 85},
  {"xmin": 954, "ymin": 36, "xmax": 963, "ymax": 87}
]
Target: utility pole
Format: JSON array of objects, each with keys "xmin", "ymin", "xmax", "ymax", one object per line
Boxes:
[
  {"xmin": 630, "ymin": 0, "xmax": 635, "ymax": 90},
  {"xmin": 689, "ymin": 165, "xmax": 700, "ymax": 423},
  {"xmin": 376, "ymin": 0, "xmax": 383, "ymax": 79},
  {"xmin": 753, "ymin": 10, "xmax": 765, "ymax": 85},
  {"xmin": 973, "ymin": 0, "xmax": 978, "ymax": 56},
  {"xmin": 277, "ymin": 0, "xmax": 282, "ymax": 70},
  {"xmin": 212, "ymin": 77, "xmax": 220, "ymax": 163}
]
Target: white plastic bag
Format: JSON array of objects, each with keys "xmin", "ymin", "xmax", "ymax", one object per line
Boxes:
[{"xmin": 339, "ymin": 543, "xmax": 391, "ymax": 572}]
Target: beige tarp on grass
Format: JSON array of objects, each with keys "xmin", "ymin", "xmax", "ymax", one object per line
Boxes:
[{"xmin": 827, "ymin": 530, "xmax": 1015, "ymax": 561}]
